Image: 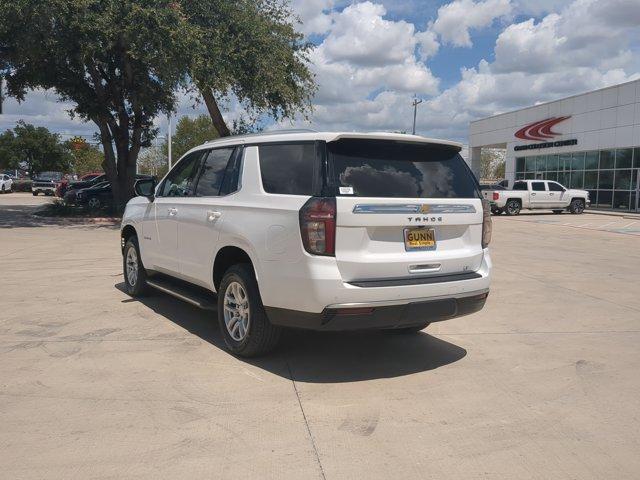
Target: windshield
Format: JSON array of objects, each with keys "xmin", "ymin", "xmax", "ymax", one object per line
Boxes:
[{"xmin": 328, "ymin": 139, "xmax": 480, "ymax": 198}]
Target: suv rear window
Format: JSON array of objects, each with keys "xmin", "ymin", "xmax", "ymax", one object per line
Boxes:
[
  {"xmin": 328, "ymin": 139, "xmax": 479, "ymax": 198},
  {"xmin": 259, "ymin": 143, "xmax": 317, "ymax": 195}
]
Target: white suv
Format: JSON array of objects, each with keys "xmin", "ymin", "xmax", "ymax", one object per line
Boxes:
[{"xmin": 121, "ymin": 131, "xmax": 492, "ymax": 356}]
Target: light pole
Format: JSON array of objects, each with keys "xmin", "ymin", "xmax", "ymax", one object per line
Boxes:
[
  {"xmin": 411, "ymin": 96, "xmax": 422, "ymax": 135},
  {"xmin": 167, "ymin": 114, "xmax": 173, "ymax": 169}
]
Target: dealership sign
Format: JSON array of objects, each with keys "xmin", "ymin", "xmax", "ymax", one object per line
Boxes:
[{"xmin": 514, "ymin": 116, "xmax": 577, "ymax": 151}]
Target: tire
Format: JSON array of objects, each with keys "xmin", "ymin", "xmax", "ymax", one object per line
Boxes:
[
  {"xmin": 1, "ymin": 185, "xmax": 4, "ymax": 193},
  {"xmin": 87, "ymin": 196, "xmax": 101, "ymax": 210},
  {"xmin": 491, "ymin": 207, "xmax": 503, "ymax": 215},
  {"xmin": 504, "ymin": 199, "xmax": 521, "ymax": 216},
  {"xmin": 552, "ymin": 210, "xmax": 564, "ymax": 214},
  {"xmin": 384, "ymin": 322, "xmax": 430, "ymax": 334},
  {"xmin": 217, "ymin": 263, "xmax": 281, "ymax": 357},
  {"xmin": 32, "ymin": 191, "xmax": 38, "ymax": 196},
  {"xmin": 123, "ymin": 237, "xmax": 148, "ymax": 297},
  {"xmin": 569, "ymin": 198, "xmax": 585, "ymax": 214}
]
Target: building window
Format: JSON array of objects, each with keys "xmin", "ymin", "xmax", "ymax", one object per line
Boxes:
[{"xmin": 513, "ymin": 146, "xmax": 639, "ymax": 211}]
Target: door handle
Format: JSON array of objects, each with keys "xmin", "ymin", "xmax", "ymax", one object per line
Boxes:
[
  {"xmin": 531, "ymin": 193, "xmax": 536, "ymax": 196},
  {"xmin": 549, "ymin": 193, "xmax": 555, "ymax": 195},
  {"xmin": 168, "ymin": 207, "xmax": 178, "ymax": 216},
  {"xmin": 207, "ymin": 210, "xmax": 222, "ymax": 222}
]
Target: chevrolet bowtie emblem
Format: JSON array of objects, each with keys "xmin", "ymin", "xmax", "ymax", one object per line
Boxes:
[{"xmin": 419, "ymin": 204, "xmax": 430, "ymax": 213}]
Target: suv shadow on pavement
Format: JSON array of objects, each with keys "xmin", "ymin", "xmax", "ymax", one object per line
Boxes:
[{"xmin": 116, "ymin": 282, "xmax": 467, "ymax": 384}]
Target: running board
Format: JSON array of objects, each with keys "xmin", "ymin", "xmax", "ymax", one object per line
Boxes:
[{"xmin": 146, "ymin": 275, "xmax": 217, "ymax": 311}]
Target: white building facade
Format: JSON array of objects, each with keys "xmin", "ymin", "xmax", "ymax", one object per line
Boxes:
[{"xmin": 469, "ymin": 79, "xmax": 640, "ymax": 212}]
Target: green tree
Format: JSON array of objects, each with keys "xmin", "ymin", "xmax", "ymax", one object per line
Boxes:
[
  {"xmin": 0, "ymin": 1, "xmax": 316, "ymax": 208},
  {"xmin": 167, "ymin": 115, "xmax": 220, "ymax": 161},
  {"xmin": 0, "ymin": 121, "xmax": 70, "ymax": 175},
  {"xmin": 181, "ymin": 0, "xmax": 316, "ymax": 136},
  {"xmin": 0, "ymin": 1, "xmax": 193, "ymax": 208},
  {"xmin": 0, "ymin": 130, "xmax": 15, "ymax": 170},
  {"xmin": 64, "ymin": 140, "xmax": 105, "ymax": 176}
]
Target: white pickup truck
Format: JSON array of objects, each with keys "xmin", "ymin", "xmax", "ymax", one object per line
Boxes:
[{"xmin": 490, "ymin": 180, "xmax": 590, "ymax": 215}]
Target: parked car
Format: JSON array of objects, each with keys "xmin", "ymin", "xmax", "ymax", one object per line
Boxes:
[
  {"xmin": 62, "ymin": 173, "xmax": 107, "ymax": 201},
  {"xmin": 0, "ymin": 174, "xmax": 13, "ymax": 193},
  {"xmin": 74, "ymin": 181, "xmax": 112, "ymax": 210},
  {"xmin": 75, "ymin": 175, "xmax": 154, "ymax": 210},
  {"xmin": 480, "ymin": 184, "xmax": 508, "ymax": 215},
  {"xmin": 493, "ymin": 180, "xmax": 589, "ymax": 215},
  {"xmin": 120, "ymin": 131, "xmax": 492, "ymax": 357},
  {"xmin": 56, "ymin": 172, "xmax": 103, "ymax": 197},
  {"xmin": 32, "ymin": 171, "xmax": 63, "ymax": 196}
]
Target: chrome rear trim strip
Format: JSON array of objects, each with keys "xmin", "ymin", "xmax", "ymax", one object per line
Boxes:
[{"xmin": 353, "ymin": 204, "xmax": 476, "ymax": 214}]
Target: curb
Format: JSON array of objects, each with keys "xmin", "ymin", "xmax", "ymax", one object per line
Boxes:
[
  {"xmin": 31, "ymin": 214, "xmax": 121, "ymax": 225},
  {"xmin": 585, "ymin": 209, "xmax": 640, "ymax": 219}
]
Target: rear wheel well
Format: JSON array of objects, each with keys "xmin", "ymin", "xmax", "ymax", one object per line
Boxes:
[
  {"xmin": 121, "ymin": 225, "xmax": 137, "ymax": 252},
  {"xmin": 507, "ymin": 198, "xmax": 522, "ymax": 205},
  {"xmin": 213, "ymin": 246, "xmax": 254, "ymax": 291}
]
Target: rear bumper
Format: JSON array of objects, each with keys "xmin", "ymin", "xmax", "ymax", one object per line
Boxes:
[{"xmin": 265, "ymin": 290, "xmax": 488, "ymax": 331}]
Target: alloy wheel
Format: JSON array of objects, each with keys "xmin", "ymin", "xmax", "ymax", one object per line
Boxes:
[
  {"xmin": 223, "ymin": 281, "xmax": 250, "ymax": 342},
  {"xmin": 125, "ymin": 247, "xmax": 138, "ymax": 286}
]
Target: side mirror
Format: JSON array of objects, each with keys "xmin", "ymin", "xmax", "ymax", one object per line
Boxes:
[{"xmin": 134, "ymin": 178, "xmax": 156, "ymax": 200}]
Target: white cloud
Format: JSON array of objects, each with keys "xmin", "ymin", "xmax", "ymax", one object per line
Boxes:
[
  {"xmin": 290, "ymin": 0, "xmax": 335, "ymax": 36},
  {"xmin": 494, "ymin": 0, "xmax": 640, "ymax": 74},
  {"xmin": 307, "ymin": 1, "xmax": 440, "ymax": 108},
  {"xmin": 322, "ymin": 2, "xmax": 420, "ymax": 67},
  {"xmin": 432, "ymin": 0, "xmax": 512, "ymax": 47},
  {"xmin": 287, "ymin": 0, "xmax": 639, "ymax": 143}
]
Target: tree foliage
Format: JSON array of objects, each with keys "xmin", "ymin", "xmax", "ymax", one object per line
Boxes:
[
  {"xmin": 180, "ymin": 0, "xmax": 316, "ymax": 137},
  {"xmin": 167, "ymin": 115, "xmax": 219, "ymax": 161},
  {"xmin": 480, "ymin": 148, "xmax": 506, "ymax": 181},
  {"xmin": 64, "ymin": 140, "xmax": 105, "ymax": 176},
  {"xmin": 0, "ymin": 0, "xmax": 193, "ymax": 207},
  {"xmin": 0, "ymin": 121, "xmax": 70, "ymax": 175},
  {"xmin": 0, "ymin": 0, "xmax": 316, "ymax": 208}
]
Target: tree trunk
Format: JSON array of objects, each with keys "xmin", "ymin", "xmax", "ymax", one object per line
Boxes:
[
  {"xmin": 94, "ymin": 117, "xmax": 137, "ymax": 213},
  {"xmin": 199, "ymin": 86, "xmax": 231, "ymax": 137}
]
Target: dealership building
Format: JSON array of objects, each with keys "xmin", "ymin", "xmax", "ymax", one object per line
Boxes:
[{"xmin": 469, "ymin": 79, "xmax": 640, "ymax": 212}]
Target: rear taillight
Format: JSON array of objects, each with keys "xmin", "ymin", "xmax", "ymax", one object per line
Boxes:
[
  {"xmin": 481, "ymin": 199, "xmax": 492, "ymax": 249},
  {"xmin": 492, "ymin": 192, "xmax": 499, "ymax": 201},
  {"xmin": 299, "ymin": 197, "xmax": 336, "ymax": 256}
]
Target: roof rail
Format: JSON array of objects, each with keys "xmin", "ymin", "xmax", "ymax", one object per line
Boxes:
[{"xmin": 205, "ymin": 128, "xmax": 317, "ymax": 143}]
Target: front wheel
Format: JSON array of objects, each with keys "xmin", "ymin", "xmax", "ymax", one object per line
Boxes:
[
  {"xmin": 32, "ymin": 191, "xmax": 38, "ymax": 196},
  {"xmin": 569, "ymin": 199, "xmax": 585, "ymax": 214},
  {"xmin": 123, "ymin": 237, "xmax": 148, "ymax": 296},
  {"xmin": 504, "ymin": 199, "xmax": 521, "ymax": 216},
  {"xmin": 218, "ymin": 264, "xmax": 281, "ymax": 357}
]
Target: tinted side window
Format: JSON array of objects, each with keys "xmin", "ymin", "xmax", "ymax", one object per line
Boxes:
[
  {"xmin": 194, "ymin": 148, "xmax": 234, "ymax": 197},
  {"xmin": 532, "ymin": 181, "xmax": 546, "ymax": 191},
  {"xmin": 548, "ymin": 182, "xmax": 564, "ymax": 191},
  {"xmin": 220, "ymin": 148, "xmax": 243, "ymax": 195},
  {"xmin": 259, "ymin": 143, "xmax": 316, "ymax": 195},
  {"xmin": 160, "ymin": 151, "xmax": 203, "ymax": 197},
  {"xmin": 513, "ymin": 182, "xmax": 527, "ymax": 190}
]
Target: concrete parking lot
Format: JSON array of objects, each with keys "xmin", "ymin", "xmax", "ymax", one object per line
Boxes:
[{"xmin": 1, "ymin": 192, "xmax": 639, "ymax": 479}]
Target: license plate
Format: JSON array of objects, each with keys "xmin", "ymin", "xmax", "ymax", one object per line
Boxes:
[{"xmin": 403, "ymin": 227, "xmax": 436, "ymax": 251}]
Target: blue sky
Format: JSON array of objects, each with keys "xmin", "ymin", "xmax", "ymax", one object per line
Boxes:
[{"xmin": 1, "ymin": 0, "xmax": 639, "ymax": 144}]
